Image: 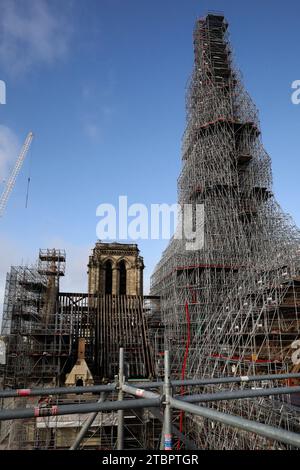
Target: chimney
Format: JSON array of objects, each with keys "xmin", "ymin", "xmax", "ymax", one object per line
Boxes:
[{"xmin": 78, "ymin": 338, "xmax": 85, "ymax": 360}]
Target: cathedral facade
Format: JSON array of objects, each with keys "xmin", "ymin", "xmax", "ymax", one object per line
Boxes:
[{"xmin": 88, "ymin": 241, "xmax": 144, "ymax": 296}]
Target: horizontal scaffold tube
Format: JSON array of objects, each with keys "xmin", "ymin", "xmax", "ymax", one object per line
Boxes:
[
  {"xmin": 122, "ymin": 383, "xmax": 159, "ymax": 400},
  {"xmin": 0, "ymin": 383, "xmax": 116, "ymax": 399},
  {"xmin": 177, "ymin": 385, "xmax": 300, "ymax": 403},
  {"xmin": 136, "ymin": 372, "xmax": 300, "ymax": 390},
  {"xmin": 0, "ymin": 398, "xmax": 161, "ymax": 421},
  {"xmin": 170, "ymin": 397, "xmax": 300, "ymax": 449},
  {"xmin": 1, "ymin": 372, "xmax": 299, "ymax": 399}
]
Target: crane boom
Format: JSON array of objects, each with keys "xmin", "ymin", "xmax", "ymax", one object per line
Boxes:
[{"xmin": 0, "ymin": 131, "xmax": 34, "ymax": 217}]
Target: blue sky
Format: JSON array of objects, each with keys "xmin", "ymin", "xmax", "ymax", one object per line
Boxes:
[{"xmin": 0, "ymin": 0, "xmax": 300, "ymax": 307}]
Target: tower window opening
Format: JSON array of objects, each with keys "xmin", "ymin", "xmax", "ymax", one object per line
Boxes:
[
  {"xmin": 119, "ymin": 260, "xmax": 127, "ymax": 295},
  {"xmin": 105, "ymin": 260, "xmax": 112, "ymax": 295}
]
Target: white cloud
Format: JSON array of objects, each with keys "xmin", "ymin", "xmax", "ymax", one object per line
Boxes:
[
  {"xmin": 0, "ymin": 0, "xmax": 72, "ymax": 76},
  {"xmin": 0, "ymin": 125, "xmax": 20, "ymax": 181},
  {"xmin": 82, "ymin": 106, "xmax": 115, "ymax": 141},
  {"xmin": 83, "ymin": 121, "xmax": 102, "ymax": 140}
]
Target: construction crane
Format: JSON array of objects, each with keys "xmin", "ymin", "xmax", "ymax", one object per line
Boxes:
[{"xmin": 0, "ymin": 131, "xmax": 34, "ymax": 217}]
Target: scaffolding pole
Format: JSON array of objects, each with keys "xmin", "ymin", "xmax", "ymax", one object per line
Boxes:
[
  {"xmin": 0, "ymin": 398, "xmax": 161, "ymax": 421},
  {"xmin": 117, "ymin": 348, "xmax": 125, "ymax": 450},
  {"xmin": 163, "ymin": 351, "xmax": 172, "ymax": 450},
  {"xmin": 2, "ymin": 372, "xmax": 300, "ymax": 398},
  {"xmin": 170, "ymin": 397, "xmax": 300, "ymax": 449},
  {"xmin": 69, "ymin": 392, "xmax": 107, "ymax": 450}
]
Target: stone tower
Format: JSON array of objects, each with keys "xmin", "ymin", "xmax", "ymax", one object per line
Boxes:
[{"xmin": 88, "ymin": 241, "xmax": 144, "ymax": 296}]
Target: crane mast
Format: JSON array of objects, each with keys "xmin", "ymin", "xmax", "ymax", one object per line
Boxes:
[{"xmin": 0, "ymin": 131, "xmax": 34, "ymax": 217}]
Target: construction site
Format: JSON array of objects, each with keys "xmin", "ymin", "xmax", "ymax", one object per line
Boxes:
[{"xmin": 1, "ymin": 12, "xmax": 300, "ymax": 451}]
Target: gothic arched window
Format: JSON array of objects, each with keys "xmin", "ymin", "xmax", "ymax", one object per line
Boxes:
[
  {"xmin": 119, "ymin": 260, "xmax": 127, "ymax": 295},
  {"xmin": 105, "ymin": 260, "xmax": 112, "ymax": 295}
]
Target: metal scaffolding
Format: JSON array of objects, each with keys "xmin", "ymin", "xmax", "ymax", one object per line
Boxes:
[
  {"xmin": 1, "ymin": 249, "xmax": 68, "ymax": 389},
  {"xmin": 1, "ymin": 13, "xmax": 300, "ymax": 451},
  {"xmin": 2, "ymin": 350, "xmax": 300, "ymax": 451},
  {"xmin": 0, "ymin": 251, "xmax": 159, "ymax": 449},
  {"xmin": 150, "ymin": 13, "xmax": 300, "ymax": 449}
]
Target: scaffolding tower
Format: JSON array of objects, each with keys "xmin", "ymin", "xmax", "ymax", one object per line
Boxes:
[
  {"xmin": 151, "ymin": 13, "xmax": 300, "ymax": 449},
  {"xmin": 1, "ymin": 249, "xmax": 67, "ymax": 388}
]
